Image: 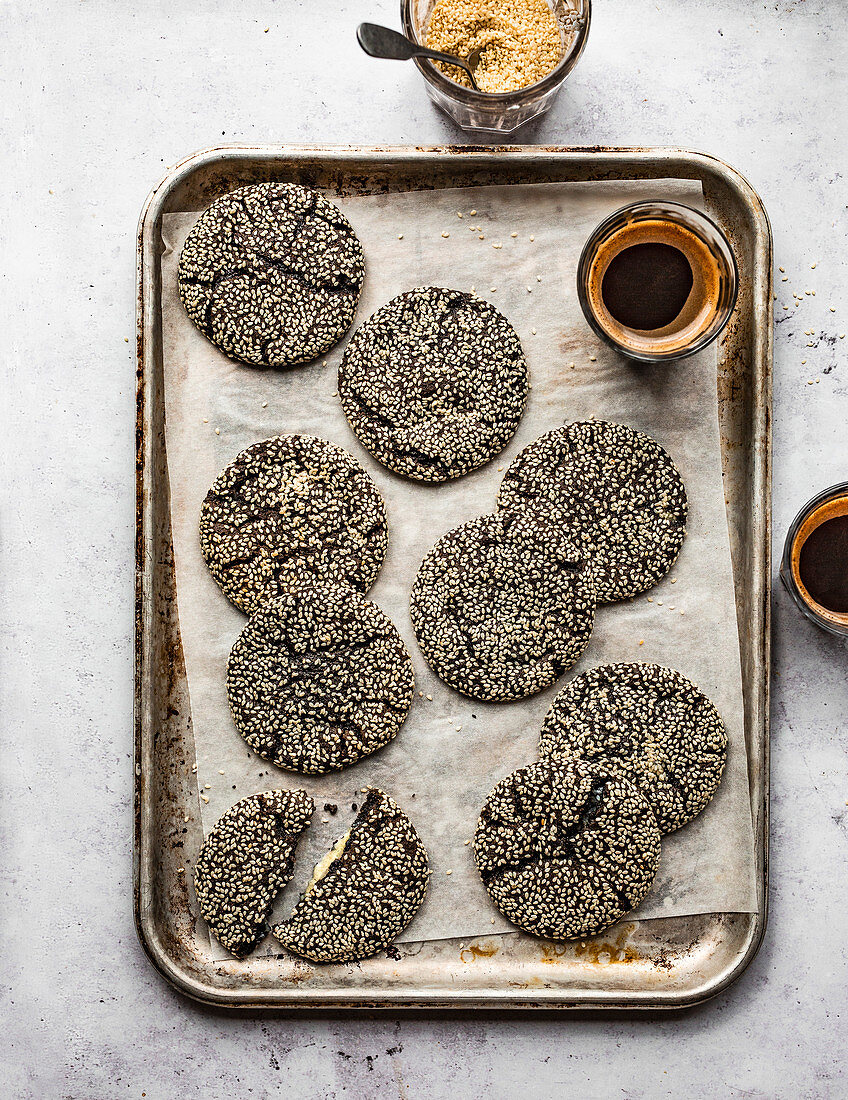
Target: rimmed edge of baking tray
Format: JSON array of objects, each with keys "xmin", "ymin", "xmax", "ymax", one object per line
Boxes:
[{"xmin": 135, "ymin": 144, "xmax": 771, "ymax": 1010}]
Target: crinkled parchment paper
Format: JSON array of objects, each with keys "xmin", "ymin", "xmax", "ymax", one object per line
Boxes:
[{"xmin": 160, "ymin": 178, "xmax": 758, "ymax": 956}]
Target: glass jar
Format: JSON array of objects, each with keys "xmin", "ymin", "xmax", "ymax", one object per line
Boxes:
[
  {"xmin": 576, "ymin": 200, "xmax": 739, "ymax": 363},
  {"xmin": 780, "ymin": 482, "xmax": 848, "ymax": 638},
  {"xmin": 401, "ymin": 0, "xmax": 591, "ymax": 135}
]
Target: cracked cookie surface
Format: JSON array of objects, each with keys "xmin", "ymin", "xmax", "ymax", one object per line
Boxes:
[
  {"xmin": 199, "ymin": 435, "xmax": 388, "ymax": 615},
  {"xmin": 497, "ymin": 419, "xmax": 688, "ymax": 602},
  {"xmin": 410, "ymin": 512, "xmax": 596, "ymax": 701},
  {"xmin": 194, "ymin": 789, "xmax": 314, "ymax": 958},
  {"xmin": 540, "ymin": 663, "xmax": 728, "ymax": 834},
  {"xmin": 178, "ymin": 183, "xmax": 364, "ymax": 367},
  {"xmin": 339, "ymin": 287, "xmax": 528, "ymax": 481},
  {"xmin": 273, "ymin": 788, "xmax": 429, "ymax": 962},
  {"xmin": 474, "ymin": 758, "xmax": 661, "ymax": 940},
  {"xmin": 228, "ymin": 585, "xmax": 415, "ymax": 774}
]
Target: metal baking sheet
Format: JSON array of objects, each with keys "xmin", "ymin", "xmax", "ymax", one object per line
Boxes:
[{"xmin": 135, "ymin": 144, "xmax": 771, "ymax": 1009}]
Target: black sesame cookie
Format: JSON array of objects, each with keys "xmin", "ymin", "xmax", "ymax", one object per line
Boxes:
[
  {"xmin": 497, "ymin": 420, "xmax": 688, "ymax": 602},
  {"xmin": 178, "ymin": 183, "xmax": 364, "ymax": 368},
  {"xmin": 539, "ymin": 663, "xmax": 728, "ymax": 834},
  {"xmin": 338, "ymin": 287, "xmax": 529, "ymax": 481},
  {"xmin": 273, "ymin": 788, "xmax": 429, "ymax": 962},
  {"xmin": 227, "ymin": 585, "xmax": 415, "ymax": 774},
  {"xmin": 199, "ymin": 435, "xmax": 388, "ymax": 615},
  {"xmin": 410, "ymin": 512, "xmax": 596, "ymax": 701},
  {"xmin": 474, "ymin": 758, "xmax": 661, "ymax": 941},
  {"xmin": 194, "ymin": 789, "xmax": 314, "ymax": 958}
]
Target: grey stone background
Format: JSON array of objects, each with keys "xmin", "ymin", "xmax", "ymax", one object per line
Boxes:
[{"xmin": 1, "ymin": 0, "xmax": 846, "ymax": 1096}]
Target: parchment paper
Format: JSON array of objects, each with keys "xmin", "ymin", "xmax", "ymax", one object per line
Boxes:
[{"xmin": 160, "ymin": 178, "xmax": 758, "ymax": 956}]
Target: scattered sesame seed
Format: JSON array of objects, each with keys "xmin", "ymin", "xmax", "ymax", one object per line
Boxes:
[
  {"xmin": 446, "ymin": 869, "xmax": 453, "ymax": 875},
  {"xmin": 779, "ymin": 267, "xmax": 785, "ymax": 273},
  {"xmin": 657, "ymin": 600, "xmax": 663, "ymax": 606},
  {"xmin": 531, "ymin": 328, "xmax": 536, "ymax": 335},
  {"xmin": 177, "ymin": 867, "xmax": 185, "ymax": 873},
  {"xmin": 214, "ymin": 427, "xmax": 220, "ymax": 435},
  {"xmin": 529, "ymin": 235, "xmax": 535, "ymax": 241},
  {"xmin": 464, "ymin": 839, "xmax": 471, "ymax": 845},
  {"xmin": 200, "ymin": 794, "xmax": 209, "ymax": 803},
  {"xmin": 781, "ymin": 276, "xmax": 788, "ymax": 281},
  {"xmin": 441, "ymin": 231, "xmax": 450, "ymax": 238},
  {"xmin": 638, "ymin": 639, "xmax": 644, "ymax": 645},
  {"xmin": 426, "ymin": 694, "xmax": 433, "ymax": 701},
  {"xmin": 457, "ymin": 212, "xmax": 463, "ymax": 218},
  {"xmin": 470, "ymin": 209, "xmax": 477, "ymax": 215},
  {"xmin": 479, "ymin": 235, "xmax": 486, "ymax": 240},
  {"xmin": 202, "ymin": 418, "xmax": 208, "ymax": 423},
  {"xmin": 811, "ymin": 262, "xmax": 817, "ymax": 268},
  {"xmin": 493, "ymin": 242, "xmax": 502, "ymax": 249},
  {"xmin": 398, "ymin": 233, "xmax": 404, "ymax": 240}
]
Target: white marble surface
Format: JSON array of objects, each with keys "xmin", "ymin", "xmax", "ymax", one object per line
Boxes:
[{"xmin": 2, "ymin": 0, "xmax": 847, "ymax": 1096}]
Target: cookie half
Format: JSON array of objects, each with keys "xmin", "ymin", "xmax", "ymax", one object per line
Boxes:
[
  {"xmin": 339, "ymin": 287, "xmax": 528, "ymax": 481},
  {"xmin": 228, "ymin": 585, "xmax": 415, "ymax": 774},
  {"xmin": 178, "ymin": 183, "xmax": 364, "ymax": 367},
  {"xmin": 539, "ymin": 663, "xmax": 728, "ymax": 834},
  {"xmin": 194, "ymin": 789, "xmax": 314, "ymax": 958},
  {"xmin": 474, "ymin": 759, "xmax": 661, "ymax": 940},
  {"xmin": 273, "ymin": 788, "xmax": 429, "ymax": 962},
  {"xmin": 199, "ymin": 435, "xmax": 388, "ymax": 615},
  {"xmin": 410, "ymin": 512, "xmax": 596, "ymax": 701},
  {"xmin": 497, "ymin": 420, "xmax": 688, "ymax": 602}
]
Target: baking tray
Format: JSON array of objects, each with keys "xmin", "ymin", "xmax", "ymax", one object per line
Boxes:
[{"xmin": 135, "ymin": 144, "xmax": 771, "ymax": 1009}]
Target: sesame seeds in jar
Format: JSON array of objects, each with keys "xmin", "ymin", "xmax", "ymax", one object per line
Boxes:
[{"xmin": 426, "ymin": 0, "xmax": 566, "ymax": 93}]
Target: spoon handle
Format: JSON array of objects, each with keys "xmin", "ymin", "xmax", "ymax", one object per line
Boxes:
[{"xmin": 356, "ymin": 23, "xmax": 479, "ymax": 90}]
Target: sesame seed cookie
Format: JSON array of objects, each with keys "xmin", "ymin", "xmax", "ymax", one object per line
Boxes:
[
  {"xmin": 474, "ymin": 758, "xmax": 661, "ymax": 940},
  {"xmin": 227, "ymin": 585, "xmax": 415, "ymax": 774},
  {"xmin": 410, "ymin": 511, "xmax": 596, "ymax": 701},
  {"xmin": 497, "ymin": 420, "xmax": 688, "ymax": 602},
  {"xmin": 273, "ymin": 788, "xmax": 429, "ymax": 963},
  {"xmin": 539, "ymin": 663, "xmax": 728, "ymax": 834},
  {"xmin": 338, "ymin": 287, "xmax": 528, "ymax": 481},
  {"xmin": 199, "ymin": 435, "xmax": 388, "ymax": 615},
  {"xmin": 178, "ymin": 183, "xmax": 364, "ymax": 367},
  {"xmin": 194, "ymin": 789, "xmax": 314, "ymax": 958}
]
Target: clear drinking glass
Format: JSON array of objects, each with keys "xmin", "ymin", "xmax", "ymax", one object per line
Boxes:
[
  {"xmin": 401, "ymin": 0, "xmax": 591, "ymax": 135},
  {"xmin": 780, "ymin": 482, "xmax": 848, "ymax": 638},
  {"xmin": 576, "ymin": 200, "xmax": 739, "ymax": 363}
]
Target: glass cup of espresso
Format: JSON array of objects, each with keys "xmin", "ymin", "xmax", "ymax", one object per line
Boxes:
[
  {"xmin": 577, "ymin": 201, "xmax": 738, "ymax": 362},
  {"xmin": 780, "ymin": 482, "xmax": 848, "ymax": 638}
]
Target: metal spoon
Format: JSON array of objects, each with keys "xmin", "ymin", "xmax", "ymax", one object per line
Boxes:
[{"xmin": 357, "ymin": 22, "xmax": 482, "ymax": 91}]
